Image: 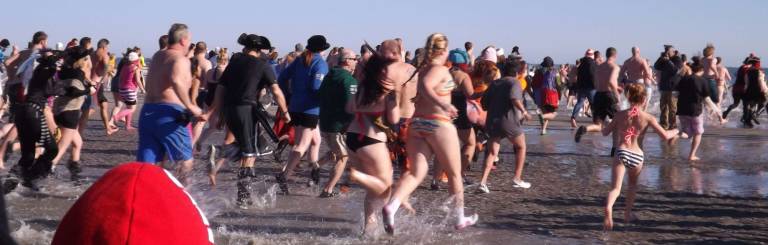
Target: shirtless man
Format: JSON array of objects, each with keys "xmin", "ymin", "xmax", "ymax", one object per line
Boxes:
[
  {"xmin": 80, "ymin": 39, "xmax": 117, "ymax": 135},
  {"xmin": 191, "ymin": 41, "xmax": 213, "ymax": 145},
  {"xmin": 701, "ymin": 45, "xmax": 720, "ymax": 107},
  {"xmin": 576, "ymin": 47, "xmax": 621, "ymax": 143},
  {"xmin": 137, "ymin": 23, "xmax": 203, "ymax": 185},
  {"xmin": 620, "ymin": 47, "xmax": 655, "ymax": 110},
  {"xmin": 715, "ymin": 57, "xmax": 731, "ymax": 107}
]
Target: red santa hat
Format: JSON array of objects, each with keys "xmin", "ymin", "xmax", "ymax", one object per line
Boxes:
[{"xmin": 52, "ymin": 162, "xmax": 213, "ymax": 245}]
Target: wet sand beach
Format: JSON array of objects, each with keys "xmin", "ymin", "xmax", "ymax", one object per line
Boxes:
[{"xmin": 4, "ymin": 96, "xmax": 767, "ymax": 244}]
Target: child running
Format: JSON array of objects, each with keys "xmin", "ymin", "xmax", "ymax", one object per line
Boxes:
[{"xmin": 602, "ymin": 83, "xmax": 678, "ymax": 230}]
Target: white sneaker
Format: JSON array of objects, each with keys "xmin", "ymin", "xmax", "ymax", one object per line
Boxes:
[
  {"xmin": 478, "ymin": 184, "xmax": 490, "ymax": 194},
  {"xmin": 513, "ymin": 180, "xmax": 531, "ymax": 189},
  {"xmin": 455, "ymin": 214, "xmax": 479, "ymax": 230}
]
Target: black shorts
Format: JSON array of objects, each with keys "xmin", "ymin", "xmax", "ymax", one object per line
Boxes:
[
  {"xmin": 110, "ymin": 76, "xmax": 120, "ymax": 93},
  {"xmin": 453, "ymin": 112, "xmax": 472, "ymax": 130},
  {"xmin": 225, "ymin": 105, "xmax": 257, "ymax": 157},
  {"xmin": 55, "ymin": 110, "xmax": 81, "ymax": 129},
  {"xmin": 97, "ymin": 85, "xmax": 108, "ymax": 103},
  {"xmin": 591, "ymin": 91, "xmax": 618, "ymax": 122},
  {"xmin": 204, "ymin": 83, "xmax": 218, "ymax": 107},
  {"xmin": 540, "ymin": 104, "xmax": 557, "ymax": 114},
  {"xmin": 290, "ymin": 112, "xmax": 319, "ymax": 128}
]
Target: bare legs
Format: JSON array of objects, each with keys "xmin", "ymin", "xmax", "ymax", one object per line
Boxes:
[
  {"xmin": 457, "ymin": 128, "xmax": 476, "ymax": 176},
  {"xmin": 688, "ymin": 134, "xmax": 702, "ymax": 161},
  {"xmin": 280, "ymin": 125, "xmax": 321, "ymax": 187},
  {"xmin": 540, "ymin": 112, "xmax": 556, "ymax": 135},
  {"xmin": 479, "ymin": 133, "xmax": 527, "ymax": 186},
  {"xmin": 604, "ymin": 160, "xmax": 643, "ymax": 231},
  {"xmin": 386, "ymin": 124, "xmax": 475, "ymax": 232},
  {"xmin": 348, "ymin": 142, "xmax": 392, "ymax": 235},
  {"xmin": 51, "ymin": 128, "xmax": 83, "ymax": 166},
  {"xmin": 111, "ymin": 104, "xmax": 136, "ymax": 131}
]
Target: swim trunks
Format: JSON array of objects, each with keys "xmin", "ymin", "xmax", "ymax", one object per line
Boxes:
[
  {"xmin": 137, "ymin": 103, "xmax": 193, "ymax": 163},
  {"xmin": 120, "ymin": 89, "xmax": 137, "ymax": 105},
  {"xmin": 678, "ymin": 115, "xmax": 704, "ymax": 135},
  {"xmin": 592, "ymin": 91, "xmax": 619, "ymax": 122}
]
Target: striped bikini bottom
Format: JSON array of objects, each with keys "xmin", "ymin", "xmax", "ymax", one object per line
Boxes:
[{"xmin": 616, "ymin": 148, "xmax": 644, "ymax": 169}]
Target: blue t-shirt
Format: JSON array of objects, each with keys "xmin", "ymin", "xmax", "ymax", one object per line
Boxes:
[{"xmin": 278, "ymin": 53, "xmax": 328, "ymax": 115}]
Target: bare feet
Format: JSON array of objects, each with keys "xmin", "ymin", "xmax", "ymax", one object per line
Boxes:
[
  {"xmin": 106, "ymin": 127, "xmax": 119, "ymax": 136},
  {"xmin": 208, "ymin": 174, "xmax": 216, "ymax": 186},
  {"xmin": 570, "ymin": 118, "xmax": 578, "ymax": 128},
  {"xmin": 401, "ymin": 200, "xmax": 416, "ymax": 215},
  {"xmin": 688, "ymin": 156, "xmax": 700, "ymax": 161},
  {"xmin": 604, "ymin": 216, "xmax": 614, "ymax": 231},
  {"xmin": 126, "ymin": 127, "xmax": 137, "ymax": 132}
]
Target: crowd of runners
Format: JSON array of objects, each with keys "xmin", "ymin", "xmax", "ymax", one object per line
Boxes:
[{"xmin": 0, "ymin": 23, "xmax": 766, "ymax": 237}]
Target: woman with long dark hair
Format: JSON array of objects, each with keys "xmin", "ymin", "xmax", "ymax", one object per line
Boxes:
[{"xmin": 344, "ymin": 39, "xmax": 410, "ymax": 235}]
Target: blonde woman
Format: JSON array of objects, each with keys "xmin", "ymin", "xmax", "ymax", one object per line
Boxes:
[
  {"xmin": 384, "ymin": 33, "xmax": 478, "ymax": 234},
  {"xmin": 52, "ymin": 47, "xmax": 95, "ymax": 178}
]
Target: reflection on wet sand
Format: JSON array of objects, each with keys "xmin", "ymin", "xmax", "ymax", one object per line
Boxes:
[{"xmin": 599, "ymin": 164, "xmax": 768, "ymax": 197}]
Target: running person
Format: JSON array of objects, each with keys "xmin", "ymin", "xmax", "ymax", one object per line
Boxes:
[
  {"xmin": 275, "ymin": 35, "xmax": 330, "ymax": 193},
  {"xmin": 343, "ymin": 39, "xmax": 409, "ymax": 235},
  {"xmin": 575, "ymin": 48, "xmax": 622, "ymax": 145},
  {"xmin": 701, "ymin": 45, "xmax": 721, "ymax": 107},
  {"xmin": 384, "ymin": 34, "xmax": 478, "ymax": 234},
  {"xmin": 137, "ymin": 23, "xmax": 204, "ymax": 185},
  {"xmin": 619, "ymin": 47, "xmax": 655, "ymax": 110},
  {"xmin": 447, "ymin": 49, "xmax": 477, "ymax": 181},
  {"xmin": 51, "ymin": 47, "xmax": 94, "ymax": 179},
  {"xmin": 9, "ymin": 49, "xmax": 59, "ymax": 191},
  {"xmin": 477, "ymin": 59, "xmax": 532, "ymax": 193},
  {"xmin": 207, "ymin": 33, "xmax": 289, "ymax": 206},
  {"xmin": 722, "ymin": 57, "xmax": 752, "ymax": 120},
  {"xmin": 602, "ymin": 83, "xmax": 678, "ymax": 231},
  {"xmin": 675, "ymin": 56, "xmax": 725, "ymax": 161},
  {"xmin": 570, "ymin": 49, "xmax": 597, "ymax": 128},
  {"xmin": 532, "ymin": 56, "xmax": 559, "ymax": 135},
  {"xmin": 111, "ymin": 51, "xmax": 144, "ymax": 131},
  {"xmin": 316, "ymin": 49, "xmax": 358, "ymax": 198}
]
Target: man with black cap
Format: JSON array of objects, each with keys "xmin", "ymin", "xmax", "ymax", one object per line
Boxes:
[
  {"xmin": 207, "ymin": 33, "xmax": 289, "ymax": 207},
  {"xmin": 654, "ymin": 45, "xmax": 680, "ymax": 130}
]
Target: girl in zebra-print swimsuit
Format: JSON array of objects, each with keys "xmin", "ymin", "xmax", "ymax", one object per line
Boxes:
[{"xmin": 600, "ymin": 83, "xmax": 679, "ymax": 231}]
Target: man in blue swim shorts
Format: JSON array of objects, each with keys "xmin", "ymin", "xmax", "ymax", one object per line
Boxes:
[{"xmin": 137, "ymin": 23, "xmax": 204, "ymax": 185}]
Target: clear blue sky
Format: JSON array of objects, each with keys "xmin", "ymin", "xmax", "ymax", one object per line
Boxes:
[{"xmin": 2, "ymin": 0, "xmax": 765, "ymax": 66}]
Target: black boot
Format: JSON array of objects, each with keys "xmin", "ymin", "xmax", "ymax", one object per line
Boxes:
[
  {"xmin": 309, "ymin": 166, "xmax": 320, "ymax": 187},
  {"xmin": 275, "ymin": 173, "xmax": 290, "ymax": 195},
  {"xmin": 236, "ymin": 167, "xmax": 255, "ymax": 208},
  {"xmin": 67, "ymin": 161, "xmax": 82, "ymax": 181}
]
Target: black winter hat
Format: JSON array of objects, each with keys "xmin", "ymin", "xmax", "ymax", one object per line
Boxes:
[{"xmin": 306, "ymin": 35, "xmax": 330, "ymax": 52}]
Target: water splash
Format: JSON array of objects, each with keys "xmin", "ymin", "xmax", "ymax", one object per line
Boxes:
[{"xmin": 11, "ymin": 221, "xmax": 53, "ymax": 245}]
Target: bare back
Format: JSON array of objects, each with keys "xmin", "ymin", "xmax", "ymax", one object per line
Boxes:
[
  {"xmin": 144, "ymin": 49, "xmax": 191, "ymax": 106},
  {"xmin": 702, "ymin": 56, "xmax": 718, "ymax": 79},
  {"xmin": 399, "ymin": 63, "xmax": 418, "ymax": 119},
  {"xmin": 413, "ymin": 65, "xmax": 454, "ymax": 117},
  {"xmin": 622, "ymin": 56, "xmax": 649, "ymax": 82},
  {"xmin": 595, "ymin": 62, "xmax": 620, "ymax": 93},
  {"xmin": 195, "ymin": 54, "xmax": 213, "ymax": 87},
  {"xmin": 91, "ymin": 49, "xmax": 109, "ymax": 83}
]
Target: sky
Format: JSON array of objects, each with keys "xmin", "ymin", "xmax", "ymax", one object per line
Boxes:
[{"xmin": 1, "ymin": 0, "xmax": 766, "ymax": 67}]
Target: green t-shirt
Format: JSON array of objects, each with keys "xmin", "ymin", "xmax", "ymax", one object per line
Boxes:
[{"xmin": 318, "ymin": 67, "xmax": 358, "ymax": 132}]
